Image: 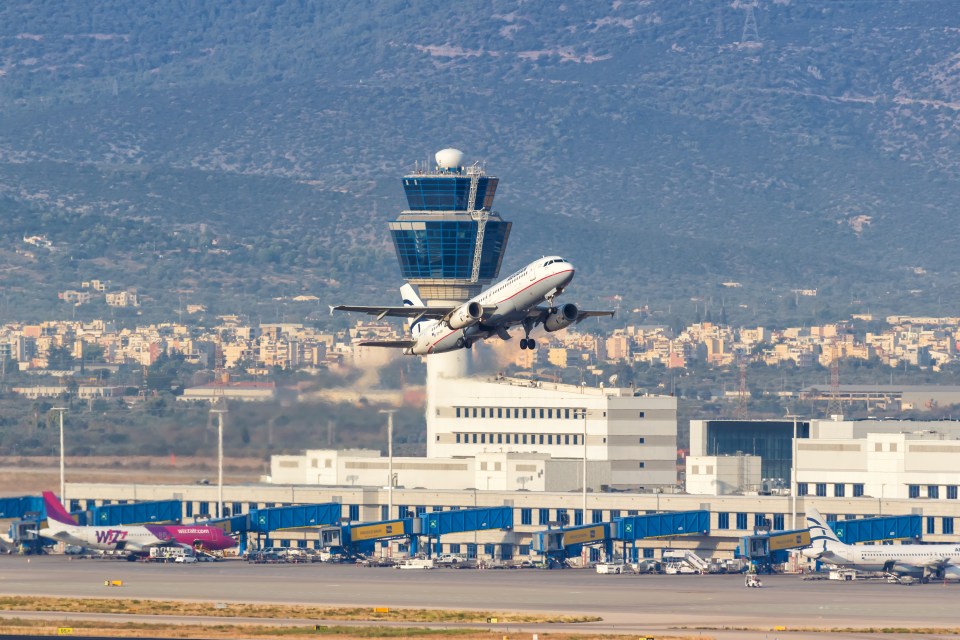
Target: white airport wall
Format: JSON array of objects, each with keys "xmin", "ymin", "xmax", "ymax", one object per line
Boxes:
[
  {"xmin": 686, "ymin": 455, "xmax": 761, "ymax": 496},
  {"xmin": 269, "ymin": 449, "xmax": 590, "ymax": 492}
]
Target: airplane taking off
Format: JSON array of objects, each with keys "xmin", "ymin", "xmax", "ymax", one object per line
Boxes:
[
  {"xmin": 803, "ymin": 507, "xmax": 960, "ymax": 582},
  {"xmin": 331, "ymin": 256, "xmax": 614, "ymax": 355},
  {"xmin": 40, "ymin": 491, "xmax": 236, "ymax": 558}
]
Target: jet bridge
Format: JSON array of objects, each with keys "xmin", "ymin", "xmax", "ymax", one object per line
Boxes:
[
  {"xmin": 84, "ymin": 500, "xmax": 183, "ymax": 527},
  {"xmin": 0, "ymin": 495, "xmax": 44, "ymax": 520},
  {"xmin": 830, "ymin": 514, "xmax": 920, "ymax": 544},
  {"xmin": 532, "ymin": 523, "xmax": 612, "ymax": 566},
  {"xmin": 420, "ymin": 506, "xmax": 513, "ymax": 556},
  {"xmin": 611, "ymin": 510, "xmax": 711, "ymax": 562},
  {"xmin": 320, "ymin": 518, "xmax": 419, "ymax": 557}
]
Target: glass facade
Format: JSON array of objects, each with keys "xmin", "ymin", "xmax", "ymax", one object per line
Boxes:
[
  {"xmin": 390, "ymin": 220, "xmax": 510, "ymax": 280},
  {"xmin": 402, "ymin": 177, "xmax": 498, "ymax": 211},
  {"xmin": 704, "ymin": 420, "xmax": 810, "ymax": 484}
]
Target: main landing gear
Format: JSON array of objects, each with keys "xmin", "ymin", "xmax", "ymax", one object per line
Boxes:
[{"xmin": 519, "ymin": 318, "xmax": 536, "ymax": 350}]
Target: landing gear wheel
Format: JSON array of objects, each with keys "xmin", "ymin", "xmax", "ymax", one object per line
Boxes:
[
  {"xmin": 456, "ymin": 337, "xmax": 465, "ymax": 348},
  {"xmin": 529, "ymin": 340, "xmax": 537, "ymax": 350},
  {"xmin": 520, "ymin": 339, "xmax": 529, "ymax": 350},
  {"xmin": 921, "ymin": 576, "xmax": 930, "ymax": 584},
  {"xmin": 464, "ymin": 339, "xmax": 473, "ymax": 349}
]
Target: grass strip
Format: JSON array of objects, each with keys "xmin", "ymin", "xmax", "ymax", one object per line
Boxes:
[{"xmin": 0, "ymin": 596, "xmax": 599, "ymax": 624}]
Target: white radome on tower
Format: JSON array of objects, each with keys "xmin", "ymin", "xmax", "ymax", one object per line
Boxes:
[{"xmin": 435, "ymin": 148, "xmax": 464, "ymax": 171}]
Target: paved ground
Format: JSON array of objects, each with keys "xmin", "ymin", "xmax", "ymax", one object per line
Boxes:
[{"xmin": 1, "ymin": 556, "xmax": 958, "ymax": 639}]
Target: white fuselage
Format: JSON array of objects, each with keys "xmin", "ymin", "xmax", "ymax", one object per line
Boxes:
[
  {"xmin": 819, "ymin": 543, "xmax": 960, "ymax": 577},
  {"xmin": 407, "ymin": 257, "xmax": 574, "ymax": 355},
  {"xmin": 47, "ymin": 523, "xmax": 166, "ymax": 551}
]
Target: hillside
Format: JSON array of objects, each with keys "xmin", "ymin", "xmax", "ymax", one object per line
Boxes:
[{"xmin": 1, "ymin": 1, "xmax": 959, "ymax": 326}]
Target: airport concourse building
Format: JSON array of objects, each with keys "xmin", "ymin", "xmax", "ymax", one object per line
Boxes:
[
  {"xmin": 426, "ymin": 375, "xmax": 678, "ymax": 489},
  {"xmin": 273, "ymin": 377, "xmax": 677, "ymax": 491},
  {"xmin": 796, "ymin": 419, "xmax": 960, "ymax": 503},
  {"xmin": 270, "ymin": 449, "xmax": 582, "ymax": 492}
]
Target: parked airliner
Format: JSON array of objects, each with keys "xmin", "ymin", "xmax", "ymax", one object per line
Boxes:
[
  {"xmin": 40, "ymin": 491, "xmax": 236, "ymax": 557},
  {"xmin": 332, "ymin": 256, "xmax": 613, "ymax": 355},
  {"xmin": 804, "ymin": 507, "xmax": 960, "ymax": 582}
]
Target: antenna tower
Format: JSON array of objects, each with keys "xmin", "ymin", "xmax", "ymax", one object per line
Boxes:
[
  {"xmin": 736, "ymin": 354, "xmax": 748, "ymax": 419},
  {"xmin": 741, "ymin": 1, "xmax": 760, "ymax": 43}
]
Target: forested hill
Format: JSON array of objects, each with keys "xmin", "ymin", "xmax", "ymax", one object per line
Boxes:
[{"xmin": 1, "ymin": 1, "xmax": 958, "ymax": 326}]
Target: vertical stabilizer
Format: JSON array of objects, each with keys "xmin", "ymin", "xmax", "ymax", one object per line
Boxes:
[
  {"xmin": 42, "ymin": 491, "xmax": 77, "ymax": 530},
  {"xmin": 805, "ymin": 507, "xmax": 844, "ymax": 556},
  {"xmin": 400, "ymin": 284, "xmax": 424, "ymax": 311}
]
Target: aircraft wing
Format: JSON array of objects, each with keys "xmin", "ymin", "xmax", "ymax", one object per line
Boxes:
[
  {"xmin": 575, "ymin": 310, "xmax": 616, "ymax": 324},
  {"xmin": 356, "ymin": 340, "xmax": 417, "ymax": 349},
  {"xmin": 330, "ymin": 305, "xmax": 450, "ymax": 320}
]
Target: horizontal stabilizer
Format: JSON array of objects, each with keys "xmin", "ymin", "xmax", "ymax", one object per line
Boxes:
[{"xmin": 357, "ymin": 340, "xmax": 417, "ymax": 348}]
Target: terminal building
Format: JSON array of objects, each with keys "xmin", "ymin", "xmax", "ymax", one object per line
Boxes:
[{"xmin": 272, "ymin": 375, "xmax": 678, "ymax": 492}]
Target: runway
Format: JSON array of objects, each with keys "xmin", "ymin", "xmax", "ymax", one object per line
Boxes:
[{"xmin": 2, "ymin": 556, "xmax": 959, "ymax": 639}]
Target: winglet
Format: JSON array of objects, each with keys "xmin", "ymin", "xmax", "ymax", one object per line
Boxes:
[{"xmin": 42, "ymin": 491, "xmax": 77, "ymax": 526}]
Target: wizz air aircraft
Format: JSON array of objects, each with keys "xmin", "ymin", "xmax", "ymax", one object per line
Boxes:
[
  {"xmin": 332, "ymin": 256, "xmax": 614, "ymax": 355},
  {"xmin": 804, "ymin": 507, "xmax": 960, "ymax": 582},
  {"xmin": 40, "ymin": 491, "xmax": 236, "ymax": 557}
]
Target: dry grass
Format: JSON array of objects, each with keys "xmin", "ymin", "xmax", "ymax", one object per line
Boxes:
[
  {"xmin": 0, "ymin": 619, "xmax": 705, "ymax": 639},
  {"xmin": 0, "ymin": 596, "xmax": 599, "ymax": 624}
]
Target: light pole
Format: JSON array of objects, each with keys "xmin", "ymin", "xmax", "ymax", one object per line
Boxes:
[
  {"xmin": 52, "ymin": 407, "xmax": 68, "ymax": 502},
  {"xmin": 786, "ymin": 414, "xmax": 801, "ymax": 529},
  {"xmin": 380, "ymin": 409, "xmax": 397, "ymax": 519},
  {"xmin": 210, "ymin": 407, "xmax": 228, "ymax": 519},
  {"xmin": 582, "ymin": 408, "xmax": 588, "ymax": 525}
]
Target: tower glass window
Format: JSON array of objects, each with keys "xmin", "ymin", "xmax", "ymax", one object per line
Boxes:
[{"xmin": 389, "ymin": 220, "xmax": 511, "ymax": 281}]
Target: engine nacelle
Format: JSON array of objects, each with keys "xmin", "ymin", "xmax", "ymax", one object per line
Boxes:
[
  {"xmin": 544, "ymin": 303, "xmax": 579, "ymax": 332},
  {"xmin": 448, "ymin": 301, "xmax": 483, "ymax": 330}
]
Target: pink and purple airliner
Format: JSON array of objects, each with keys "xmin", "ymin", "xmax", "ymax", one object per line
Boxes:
[{"xmin": 41, "ymin": 491, "xmax": 236, "ymax": 555}]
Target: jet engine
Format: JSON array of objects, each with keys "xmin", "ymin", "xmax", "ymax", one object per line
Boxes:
[
  {"xmin": 448, "ymin": 301, "xmax": 483, "ymax": 330},
  {"xmin": 544, "ymin": 303, "xmax": 579, "ymax": 332}
]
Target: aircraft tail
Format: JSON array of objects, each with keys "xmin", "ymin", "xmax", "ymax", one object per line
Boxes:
[
  {"xmin": 400, "ymin": 284, "xmax": 424, "ymax": 317},
  {"xmin": 400, "ymin": 284, "xmax": 428, "ymax": 336},
  {"xmin": 42, "ymin": 491, "xmax": 77, "ymax": 531},
  {"xmin": 804, "ymin": 507, "xmax": 845, "ymax": 557}
]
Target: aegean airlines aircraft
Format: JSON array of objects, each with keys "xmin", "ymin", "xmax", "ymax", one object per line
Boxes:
[
  {"xmin": 332, "ymin": 256, "xmax": 614, "ymax": 355},
  {"xmin": 804, "ymin": 507, "xmax": 960, "ymax": 582}
]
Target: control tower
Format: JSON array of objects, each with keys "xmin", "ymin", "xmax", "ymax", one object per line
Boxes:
[
  {"xmin": 389, "ymin": 148, "xmax": 511, "ymax": 307},
  {"xmin": 389, "ymin": 149, "xmax": 512, "ymax": 441}
]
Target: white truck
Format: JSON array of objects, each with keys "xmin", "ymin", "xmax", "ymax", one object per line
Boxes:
[
  {"xmin": 395, "ymin": 558, "xmax": 435, "ymax": 570},
  {"xmin": 596, "ymin": 562, "xmax": 630, "ymax": 574}
]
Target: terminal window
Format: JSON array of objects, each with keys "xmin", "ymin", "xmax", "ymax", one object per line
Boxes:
[
  {"xmin": 944, "ymin": 518, "xmax": 955, "ymax": 535},
  {"xmin": 736, "ymin": 513, "xmax": 747, "ymax": 529},
  {"xmin": 815, "ymin": 483, "xmax": 827, "ymax": 497},
  {"xmin": 928, "ymin": 485, "xmax": 939, "ymax": 499},
  {"xmin": 798, "ymin": 483, "xmax": 808, "ymax": 496},
  {"xmin": 909, "ymin": 485, "xmax": 920, "ymax": 498},
  {"xmin": 948, "ymin": 485, "xmax": 958, "ymax": 499},
  {"xmin": 834, "ymin": 484, "xmax": 845, "ymax": 497},
  {"xmin": 853, "ymin": 484, "xmax": 864, "ymax": 497},
  {"xmin": 717, "ymin": 512, "xmax": 729, "ymax": 529}
]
